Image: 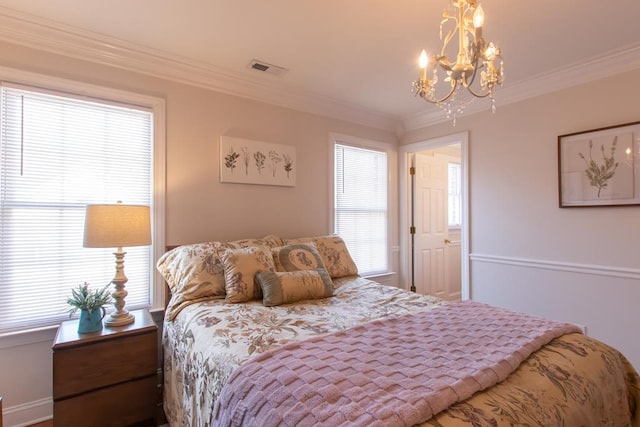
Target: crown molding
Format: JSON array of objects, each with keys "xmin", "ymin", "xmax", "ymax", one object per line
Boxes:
[
  {"xmin": 402, "ymin": 43, "xmax": 640, "ymax": 131},
  {"xmin": 1, "ymin": 7, "xmax": 639, "ymax": 136},
  {"xmin": 0, "ymin": 7, "xmax": 397, "ymax": 132}
]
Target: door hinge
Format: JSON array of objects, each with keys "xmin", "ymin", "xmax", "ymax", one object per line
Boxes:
[
  {"xmin": 409, "ymin": 166, "xmax": 415, "ymax": 176},
  {"xmin": 410, "ymin": 226, "xmax": 416, "ymax": 234}
]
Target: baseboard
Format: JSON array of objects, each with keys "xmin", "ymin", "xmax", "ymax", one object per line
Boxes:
[
  {"xmin": 3, "ymin": 397, "xmax": 52, "ymax": 427},
  {"xmin": 4, "ymin": 396, "xmax": 168, "ymax": 427}
]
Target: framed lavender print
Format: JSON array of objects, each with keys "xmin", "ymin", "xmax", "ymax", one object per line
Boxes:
[
  {"xmin": 558, "ymin": 121, "xmax": 640, "ymax": 207},
  {"xmin": 220, "ymin": 136, "xmax": 296, "ymax": 187}
]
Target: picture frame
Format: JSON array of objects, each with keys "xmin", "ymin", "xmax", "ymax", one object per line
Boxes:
[
  {"xmin": 558, "ymin": 121, "xmax": 640, "ymax": 207},
  {"xmin": 220, "ymin": 136, "xmax": 296, "ymax": 187}
]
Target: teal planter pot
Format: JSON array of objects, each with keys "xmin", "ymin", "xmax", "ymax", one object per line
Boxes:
[{"xmin": 77, "ymin": 307, "xmax": 106, "ymax": 334}]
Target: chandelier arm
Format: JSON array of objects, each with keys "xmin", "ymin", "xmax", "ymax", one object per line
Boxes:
[
  {"xmin": 464, "ymin": 60, "xmax": 491, "ymax": 98},
  {"xmin": 421, "ymin": 79, "xmax": 459, "ymax": 104},
  {"xmin": 456, "ymin": 2, "xmax": 466, "ymax": 66},
  {"xmin": 466, "ymin": 85, "xmax": 492, "ymax": 98},
  {"xmin": 434, "ymin": 56, "xmax": 455, "ymax": 72},
  {"xmin": 464, "ymin": 55, "xmax": 481, "ymax": 87},
  {"xmin": 465, "ymin": 59, "xmax": 497, "ymax": 98},
  {"xmin": 440, "ymin": 24, "xmax": 457, "ymax": 57}
]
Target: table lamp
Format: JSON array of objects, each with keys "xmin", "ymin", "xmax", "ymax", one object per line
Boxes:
[{"xmin": 83, "ymin": 201, "xmax": 151, "ymax": 327}]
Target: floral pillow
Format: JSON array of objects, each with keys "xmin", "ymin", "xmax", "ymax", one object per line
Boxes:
[
  {"xmin": 232, "ymin": 234, "xmax": 284, "ymax": 249},
  {"xmin": 283, "ymin": 235, "xmax": 358, "ymax": 278},
  {"xmin": 271, "ymin": 243, "xmax": 327, "ymax": 272},
  {"xmin": 256, "ymin": 269, "xmax": 334, "ymax": 307},
  {"xmin": 156, "ymin": 235, "xmax": 284, "ymax": 319},
  {"xmin": 157, "ymin": 241, "xmax": 236, "ymax": 320},
  {"xmin": 222, "ymin": 246, "xmax": 275, "ymax": 303}
]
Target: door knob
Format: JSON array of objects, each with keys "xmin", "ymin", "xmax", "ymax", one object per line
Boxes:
[{"xmin": 444, "ymin": 238, "xmax": 451, "ymax": 244}]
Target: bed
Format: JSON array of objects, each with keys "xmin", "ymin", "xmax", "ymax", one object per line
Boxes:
[{"xmin": 157, "ymin": 234, "xmax": 640, "ymax": 427}]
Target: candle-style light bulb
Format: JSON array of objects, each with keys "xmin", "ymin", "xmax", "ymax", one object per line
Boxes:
[
  {"xmin": 473, "ymin": 4, "xmax": 485, "ymax": 28},
  {"xmin": 484, "ymin": 42, "xmax": 496, "ymax": 60},
  {"xmin": 419, "ymin": 49, "xmax": 429, "ymax": 81}
]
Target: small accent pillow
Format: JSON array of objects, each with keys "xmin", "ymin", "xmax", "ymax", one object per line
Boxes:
[
  {"xmin": 271, "ymin": 243, "xmax": 326, "ymax": 272},
  {"xmin": 256, "ymin": 269, "xmax": 334, "ymax": 307},
  {"xmin": 222, "ymin": 246, "xmax": 275, "ymax": 303},
  {"xmin": 284, "ymin": 235, "xmax": 358, "ymax": 278}
]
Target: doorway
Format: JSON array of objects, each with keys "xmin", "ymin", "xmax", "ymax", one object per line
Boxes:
[{"xmin": 399, "ymin": 132, "xmax": 469, "ymax": 300}]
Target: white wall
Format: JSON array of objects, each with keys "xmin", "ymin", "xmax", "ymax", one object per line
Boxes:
[
  {"xmin": 402, "ymin": 68, "xmax": 640, "ymax": 371},
  {"xmin": 0, "ymin": 40, "xmax": 398, "ymax": 426}
]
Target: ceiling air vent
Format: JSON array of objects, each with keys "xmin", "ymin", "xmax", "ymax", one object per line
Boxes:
[{"xmin": 248, "ymin": 59, "xmax": 288, "ymax": 77}]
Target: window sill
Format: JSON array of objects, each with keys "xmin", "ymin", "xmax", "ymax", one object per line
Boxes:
[
  {"xmin": 363, "ymin": 271, "xmax": 396, "ymax": 280},
  {"xmin": 0, "ymin": 324, "xmax": 59, "ymax": 349},
  {"xmin": 0, "ymin": 306, "xmax": 165, "ymax": 350},
  {"xmin": 363, "ymin": 271, "xmax": 398, "ymax": 287}
]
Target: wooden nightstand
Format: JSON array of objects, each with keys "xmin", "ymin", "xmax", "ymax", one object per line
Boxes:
[{"xmin": 52, "ymin": 309, "xmax": 157, "ymax": 427}]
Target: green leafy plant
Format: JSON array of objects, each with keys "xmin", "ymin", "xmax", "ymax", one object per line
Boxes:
[
  {"xmin": 578, "ymin": 136, "xmax": 619, "ymax": 198},
  {"xmin": 66, "ymin": 282, "xmax": 112, "ymax": 315}
]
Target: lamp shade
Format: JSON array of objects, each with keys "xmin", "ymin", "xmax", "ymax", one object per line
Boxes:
[{"xmin": 83, "ymin": 203, "xmax": 151, "ymax": 248}]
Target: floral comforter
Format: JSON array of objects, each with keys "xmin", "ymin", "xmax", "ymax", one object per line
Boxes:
[{"xmin": 163, "ymin": 277, "xmax": 640, "ymax": 427}]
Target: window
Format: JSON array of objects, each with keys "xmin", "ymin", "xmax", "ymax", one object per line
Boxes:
[
  {"xmin": 448, "ymin": 162, "xmax": 462, "ymax": 228},
  {"xmin": 334, "ymin": 142, "xmax": 388, "ymax": 276},
  {"xmin": 0, "ymin": 79, "xmax": 163, "ymax": 333}
]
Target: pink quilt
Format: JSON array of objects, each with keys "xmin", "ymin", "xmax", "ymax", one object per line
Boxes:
[{"xmin": 211, "ymin": 300, "xmax": 582, "ymax": 426}]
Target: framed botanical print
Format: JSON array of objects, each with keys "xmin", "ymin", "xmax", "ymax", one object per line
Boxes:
[
  {"xmin": 220, "ymin": 136, "xmax": 296, "ymax": 187},
  {"xmin": 558, "ymin": 121, "xmax": 640, "ymax": 207}
]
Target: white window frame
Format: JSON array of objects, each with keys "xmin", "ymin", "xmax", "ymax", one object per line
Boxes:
[
  {"xmin": 0, "ymin": 66, "xmax": 165, "ymax": 342},
  {"xmin": 448, "ymin": 161, "xmax": 462, "ymax": 229},
  {"xmin": 329, "ymin": 133, "xmax": 394, "ymax": 277}
]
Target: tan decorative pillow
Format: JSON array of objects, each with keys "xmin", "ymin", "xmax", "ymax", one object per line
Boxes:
[
  {"xmin": 284, "ymin": 235, "xmax": 358, "ymax": 278},
  {"xmin": 271, "ymin": 243, "xmax": 326, "ymax": 272},
  {"xmin": 231, "ymin": 235, "xmax": 284, "ymax": 249},
  {"xmin": 222, "ymin": 246, "xmax": 275, "ymax": 303},
  {"xmin": 157, "ymin": 235, "xmax": 284, "ymax": 298},
  {"xmin": 157, "ymin": 241, "xmax": 236, "ymax": 320},
  {"xmin": 157, "ymin": 235, "xmax": 284, "ymax": 320},
  {"xmin": 256, "ymin": 269, "xmax": 334, "ymax": 307}
]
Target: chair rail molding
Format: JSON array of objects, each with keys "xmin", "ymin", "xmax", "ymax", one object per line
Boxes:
[{"xmin": 470, "ymin": 253, "xmax": 640, "ymax": 281}]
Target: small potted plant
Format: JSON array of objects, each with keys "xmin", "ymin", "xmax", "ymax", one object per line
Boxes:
[{"xmin": 67, "ymin": 282, "xmax": 112, "ymax": 333}]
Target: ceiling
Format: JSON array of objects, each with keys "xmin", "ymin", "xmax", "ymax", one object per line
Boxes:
[{"xmin": 0, "ymin": 1, "xmax": 639, "ymax": 132}]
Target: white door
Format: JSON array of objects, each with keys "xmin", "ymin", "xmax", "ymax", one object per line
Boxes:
[
  {"xmin": 413, "ymin": 152, "xmax": 461, "ymax": 300},
  {"xmin": 400, "ymin": 132, "xmax": 468, "ymax": 301}
]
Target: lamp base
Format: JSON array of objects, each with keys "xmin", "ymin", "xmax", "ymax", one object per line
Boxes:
[{"xmin": 104, "ymin": 310, "xmax": 135, "ymax": 327}]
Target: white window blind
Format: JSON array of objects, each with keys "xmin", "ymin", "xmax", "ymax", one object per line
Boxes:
[
  {"xmin": 334, "ymin": 143, "xmax": 388, "ymax": 276},
  {"xmin": 0, "ymin": 83, "xmax": 153, "ymax": 333},
  {"xmin": 448, "ymin": 162, "xmax": 462, "ymax": 228}
]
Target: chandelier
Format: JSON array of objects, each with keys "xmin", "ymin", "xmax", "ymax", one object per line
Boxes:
[{"xmin": 412, "ymin": 0, "xmax": 504, "ymax": 124}]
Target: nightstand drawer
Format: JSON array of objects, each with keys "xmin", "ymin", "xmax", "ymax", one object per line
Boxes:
[
  {"xmin": 53, "ymin": 330, "xmax": 156, "ymax": 399},
  {"xmin": 54, "ymin": 375, "xmax": 156, "ymax": 427}
]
